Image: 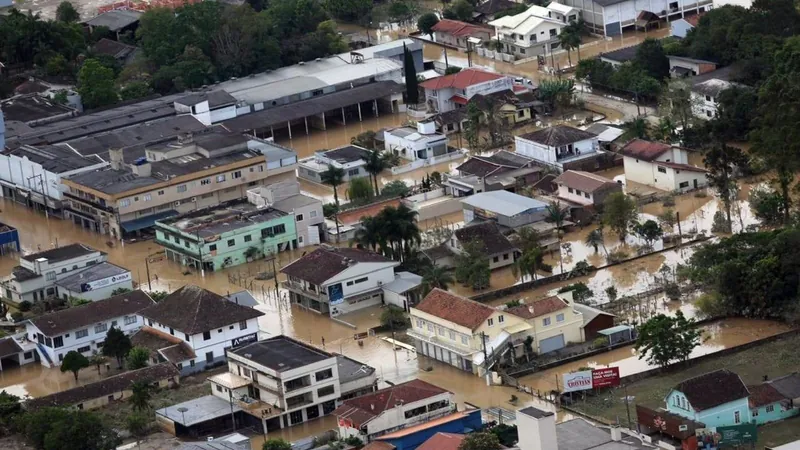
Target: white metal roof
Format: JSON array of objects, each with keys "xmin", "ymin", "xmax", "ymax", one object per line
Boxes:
[
  {"xmin": 461, "ymin": 190, "xmax": 548, "ymax": 217},
  {"xmin": 546, "ymin": 2, "xmax": 577, "ymax": 14},
  {"xmin": 489, "ymin": 4, "xmax": 565, "ymax": 33}
]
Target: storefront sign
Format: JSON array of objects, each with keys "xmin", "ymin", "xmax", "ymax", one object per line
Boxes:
[
  {"xmin": 592, "ymin": 367, "xmax": 620, "ymax": 388},
  {"xmin": 563, "ymin": 370, "xmax": 593, "ymax": 392},
  {"xmin": 80, "ymin": 272, "xmax": 132, "ymax": 292},
  {"xmin": 231, "ymin": 332, "xmax": 258, "ymax": 348},
  {"xmin": 696, "ymin": 424, "xmax": 757, "ymax": 449}
]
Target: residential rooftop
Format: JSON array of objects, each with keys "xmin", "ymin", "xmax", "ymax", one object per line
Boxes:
[
  {"xmin": 600, "ymin": 44, "xmax": 641, "ymax": 63},
  {"xmin": 92, "ymin": 38, "xmax": 137, "ymax": 60},
  {"xmin": 272, "ymin": 194, "xmax": 321, "ymax": 214},
  {"xmin": 454, "ymin": 221, "xmax": 517, "ymax": 256},
  {"xmin": 461, "ymin": 190, "xmax": 548, "ymax": 217},
  {"xmin": 420, "ymin": 68, "xmax": 505, "ymax": 90},
  {"xmin": 4, "ymin": 145, "xmax": 105, "ymax": 174},
  {"xmin": 554, "ymin": 170, "xmax": 619, "ymax": 193},
  {"xmin": 506, "ymin": 296, "xmax": 569, "ymax": 319},
  {"xmin": 230, "ymin": 336, "xmax": 333, "ymax": 372},
  {"xmin": 176, "ymin": 90, "xmax": 238, "ymax": 109},
  {"xmin": 519, "ymin": 125, "xmax": 597, "ymax": 147},
  {"xmin": 84, "ymin": 9, "xmax": 142, "ymax": 31},
  {"xmin": 280, "ymin": 246, "xmax": 394, "ymax": 286},
  {"xmin": 673, "ymin": 369, "xmax": 750, "ymax": 411},
  {"xmin": 131, "ymin": 327, "xmax": 196, "ymax": 364},
  {"xmin": 333, "ymin": 379, "xmax": 451, "ymax": 428},
  {"xmin": 320, "ymin": 145, "xmax": 369, "ymax": 164},
  {"xmin": 158, "ymin": 200, "xmax": 288, "ymax": 238},
  {"xmin": 335, "ymin": 354, "xmax": 376, "ymax": 384},
  {"xmin": 21, "ymin": 243, "xmax": 102, "ymax": 263},
  {"xmin": 29, "ymin": 290, "xmax": 153, "ymax": 337},
  {"xmin": 54, "ymin": 262, "xmax": 130, "ymax": 293},
  {"xmin": 0, "ymin": 94, "xmax": 75, "ymax": 124},
  {"xmin": 619, "ymin": 139, "xmax": 672, "ymax": 161},
  {"xmin": 385, "ymin": 126, "xmax": 446, "ymax": 144},
  {"xmin": 413, "ymin": 288, "xmax": 495, "ymax": 330}
]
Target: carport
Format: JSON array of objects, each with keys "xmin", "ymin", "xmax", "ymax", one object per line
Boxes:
[
  {"xmin": 0, "ymin": 337, "xmax": 23, "ymax": 371},
  {"xmin": 598, "ymin": 325, "xmax": 634, "ymax": 345}
]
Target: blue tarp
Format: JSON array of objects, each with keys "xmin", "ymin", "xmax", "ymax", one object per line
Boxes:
[{"xmin": 120, "ymin": 209, "xmax": 177, "ymax": 233}]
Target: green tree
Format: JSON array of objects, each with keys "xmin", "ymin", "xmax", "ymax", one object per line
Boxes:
[
  {"xmin": 130, "ymin": 381, "xmax": 153, "ymax": 411},
  {"xmin": 149, "ymin": 291, "xmax": 169, "ymax": 302},
  {"xmin": 455, "ymin": 240, "xmax": 491, "ymax": 290},
  {"xmin": 450, "ymin": 0, "xmax": 474, "ymax": 21},
  {"xmin": 324, "ymin": 0, "xmax": 372, "ymax": 21},
  {"xmin": 512, "ymin": 246, "xmax": 543, "ymax": 281},
  {"xmin": 605, "ymin": 285, "xmax": 618, "ymax": 303},
  {"xmin": 621, "ymin": 117, "xmax": 649, "ymax": 141},
  {"xmin": 45, "ymin": 54, "xmax": 70, "ymax": 76},
  {"xmin": 575, "ymin": 58, "xmax": 614, "ymax": 88},
  {"xmin": 658, "ymin": 208, "xmax": 677, "ymax": 234},
  {"xmin": 60, "ymin": 351, "xmax": 89, "ymax": 382},
  {"xmin": 351, "ymin": 130, "xmax": 378, "ymax": 150},
  {"xmin": 126, "ymin": 412, "xmax": 150, "ymax": 449},
  {"xmin": 321, "ymin": 164, "xmax": 345, "ymax": 242},
  {"xmin": 585, "ymin": 229, "xmax": 604, "ymax": 254},
  {"xmin": 558, "ymin": 21, "xmax": 583, "ymax": 67},
  {"xmin": 658, "ymin": 79, "xmax": 697, "ymax": 136},
  {"xmin": 749, "ymin": 186, "xmax": 785, "ymax": 226},
  {"xmin": 635, "ymin": 311, "xmax": 701, "ymax": 368},
  {"xmin": 602, "ymin": 192, "xmax": 638, "ymax": 242},
  {"xmin": 420, "ymin": 266, "xmax": 454, "ymax": 294},
  {"xmin": 56, "ymin": 1, "xmax": 80, "ymax": 22},
  {"xmin": 126, "ymin": 347, "xmax": 151, "ymax": 370},
  {"xmin": 489, "ymin": 424, "xmax": 518, "ymax": 447},
  {"xmin": 633, "ymin": 219, "xmax": 663, "ymax": 248},
  {"xmin": 380, "ymin": 305, "xmax": 410, "ymax": 330},
  {"xmin": 89, "ymin": 352, "xmax": 107, "ymax": 375},
  {"xmin": 634, "ymin": 38, "xmax": 670, "ymax": 80},
  {"xmin": 21, "ymin": 408, "xmax": 121, "ymax": 450},
  {"xmin": 102, "ymin": 326, "xmax": 132, "ymax": 368},
  {"xmin": 445, "ymin": 66, "xmax": 462, "ymax": 75},
  {"xmin": 712, "ymin": 86, "xmax": 757, "ymax": 141},
  {"xmin": 537, "ymin": 79, "xmax": 574, "ymax": 109},
  {"xmin": 704, "ymin": 143, "xmax": 747, "ymax": 232},
  {"xmin": 459, "ymin": 431, "xmax": 502, "ymax": 450},
  {"xmin": 557, "ymin": 282, "xmax": 594, "ymax": 304},
  {"xmin": 120, "ymin": 81, "xmax": 153, "ymax": 101},
  {"xmin": 417, "ymin": 12, "xmax": 439, "ymax": 38},
  {"xmin": 347, "ymin": 177, "xmax": 374, "ymax": 203},
  {"xmin": 363, "ymin": 148, "xmax": 389, "ymax": 195},
  {"xmin": 404, "ymin": 43, "xmax": 419, "ymax": 104},
  {"xmin": 111, "ymin": 287, "xmax": 132, "ymax": 296},
  {"xmin": 464, "ymin": 102, "xmax": 483, "ymax": 150},
  {"xmin": 78, "ymin": 59, "xmax": 118, "ymax": 109},
  {"xmin": 263, "ymin": 439, "xmax": 292, "ymax": 450},
  {"xmin": 381, "ymin": 180, "xmax": 410, "ymax": 197}
]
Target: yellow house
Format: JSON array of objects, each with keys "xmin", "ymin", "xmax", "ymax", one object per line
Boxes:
[
  {"xmin": 408, "ymin": 289, "xmax": 534, "ymax": 375},
  {"xmin": 503, "ymin": 291, "xmax": 585, "ymax": 354}
]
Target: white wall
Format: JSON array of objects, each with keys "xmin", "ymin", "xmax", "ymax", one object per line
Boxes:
[
  {"xmin": 514, "ymin": 136, "xmax": 596, "ymax": 167},
  {"xmin": 363, "ymin": 392, "xmax": 454, "ymax": 436},
  {"xmin": 0, "ymin": 154, "xmax": 107, "ymax": 203},
  {"xmin": 59, "ymin": 277, "xmax": 133, "ymax": 302},
  {"xmin": 691, "ymin": 91, "xmax": 718, "ymax": 120},
  {"xmin": 325, "ymin": 263, "xmax": 399, "ymax": 299},
  {"xmin": 557, "ymin": 184, "xmax": 593, "ymax": 205},
  {"xmin": 623, "ymin": 153, "xmax": 706, "ymax": 192}
]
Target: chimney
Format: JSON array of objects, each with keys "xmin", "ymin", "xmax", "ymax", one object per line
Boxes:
[
  {"xmin": 516, "ymin": 407, "xmax": 557, "ymax": 450},
  {"xmin": 109, "ymin": 148, "xmax": 124, "ymax": 171},
  {"xmin": 610, "ymin": 426, "xmax": 622, "ymax": 442}
]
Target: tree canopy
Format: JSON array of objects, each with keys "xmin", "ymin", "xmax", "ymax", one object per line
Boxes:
[{"xmin": 635, "ymin": 311, "xmax": 701, "ymax": 368}]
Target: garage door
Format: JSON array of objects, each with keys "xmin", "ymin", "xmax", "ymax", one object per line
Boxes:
[{"xmin": 539, "ymin": 334, "xmax": 565, "ymax": 354}]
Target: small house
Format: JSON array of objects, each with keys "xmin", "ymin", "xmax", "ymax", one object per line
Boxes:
[
  {"xmin": 669, "ymin": 55, "xmax": 717, "ymax": 78},
  {"xmin": 619, "ymin": 139, "xmax": 707, "ymax": 192},
  {"xmin": 514, "ymin": 125, "xmax": 601, "ymax": 172},
  {"xmin": 665, "ymin": 369, "xmax": 751, "ymax": 428},
  {"xmin": 553, "ymin": 170, "xmax": 621, "ymax": 208},
  {"xmin": 430, "ymin": 19, "xmax": 493, "ymax": 50},
  {"xmin": 447, "ymin": 221, "xmax": 518, "ymax": 270}
]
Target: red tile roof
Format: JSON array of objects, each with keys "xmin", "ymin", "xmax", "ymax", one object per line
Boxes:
[
  {"xmin": 748, "ymin": 383, "xmax": 786, "ymax": 408},
  {"xmin": 413, "ymin": 288, "xmax": 496, "ymax": 330},
  {"xmin": 431, "ymin": 19, "xmax": 491, "ymax": 37},
  {"xmin": 417, "ymin": 433, "xmax": 465, "ymax": 450},
  {"xmin": 420, "ymin": 69, "xmax": 505, "ymax": 91},
  {"xmin": 619, "ymin": 139, "xmax": 672, "ymax": 161},
  {"xmin": 450, "ymin": 94, "xmax": 469, "ymax": 105},
  {"xmin": 363, "ymin": 443, "xmax": 396, "ymax": 450},
  {"xmin": 507, "ymin": 296, "xmax": 568, "ymax": 319},
  {"xmin": 685, "ymin": 14, "xmax": 702, "ymax": 26},
  {"xmin": 333, "ymin": 379, "xmax": 451, "ymax": 428},
  {"xmin": 553, "ymin": 170, "xmax": 619, "ymax": 193}
]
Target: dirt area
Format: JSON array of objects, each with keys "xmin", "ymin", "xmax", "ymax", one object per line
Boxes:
[
  {"xmin": 570, "ymin": 332, "xmax": 800, "ymax": 440},
  {"xmin": 758, "ymin": 416, "xmax": 800, "ymax": 448}
]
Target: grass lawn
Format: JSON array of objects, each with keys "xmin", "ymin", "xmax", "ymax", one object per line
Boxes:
[
  {"xmin": 759, "ymin": 416, "xmax": 800, "ymax": 448},
  {"xmin": 571, "ymin": 333, "xmax": 800, "ymax": 443}
]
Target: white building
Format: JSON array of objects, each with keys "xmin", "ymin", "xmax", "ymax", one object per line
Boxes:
[
  {"xmin": 208, "ymin": 336, "xmax": 376, "ymax": 434},
  {"xmin": 334, "ymin": 379, "xmax": 455, "ymax": 441},
  {"xmin": 0, "ymin": 144, "xmax": 108, "ymax": 216},
  {"xmin": 25, "ymin": 290, "xmax": 153, "ymax": 367},
  {"xmin": 488, "ymin": 3, "xmax": 577, "ymax": 58},
  {"xmin": 516, "ymin": 406, "xmax": 649, "ymax": 450},
  {"xmin": 248, "ymin": 180, "xmax": 324, "ymax": 248},
  {"xmin": 383, "ymin": 122, "xmax": 449, "ymax": 162},
  {"xmin": 552, "ymin": 170, "xmax": 621, "ymax": 207},
  {"xmin": 137, "ymin": 285, "xmax": 265, "ymax": 373},
  {"xmin": 557, "ymin": 0, "xmax": 713, "ymax": 36},
  {"xmin": 514, "ymin": 125, "xmax": 600, "ymax": 172},
  {"xmin": 298, "ymin": 145, "xmax": 370, "ymax": 184},
  {"xmin": 281, "ymin": 246, "xmax": 421, "ymax": 316},
  {"xmin": 54, "ymin": 262, "xmax": 133, "ymax": 302},
  {"xmin": 1, "ymin": 244, "xmax": 108, "ymax": 303},
  {"xmin": 173, "ymin": 91, "xmax": 239, "ymax": 126},
  {"xmin": 420, "ymin": 68, "xmax": 513, "ymax": 114},
  {"xmin": 620, "ymin": 139, "xmax": 708, "ymax": 192},
  {"xmin": 691, "ymin": 78, "xmax": 740, "ymax": 119}
]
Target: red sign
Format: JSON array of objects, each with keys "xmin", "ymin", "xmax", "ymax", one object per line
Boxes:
[{"xmin": 592, "ymin": 367, "xmax": 620, "ymax": 388}]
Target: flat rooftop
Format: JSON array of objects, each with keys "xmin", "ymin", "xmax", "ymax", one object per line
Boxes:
[
  {"xmin": 229, "ymin": 336, "xmax": 333, "ymax": 372},
  {"xmin": 158, "ymin": 201, "xmax": 287, "ymax": 238},
  {"xmin": 55, "ymin": 262, "xmax": 130, "ymax": 292},
  {"xmin": 6, "ymin": 145, "xmax": 105, "ymax": 174},
  {"xmin": 1, "ymin": 95, "xmax": 75, "ymax": 123},
  {"xmin": 157, "ymin": 395, "xmax": 242, "ymax": 427},
  {"xmin": 386, "ymin": 127, "xmax": 446, "ymax": 143},
  {"xmin": 335, "ymin": 354, "xmax": 376, "ymax": 384},
  {"xmin": 323, "ymin": 145, "xmax": 368, "ymax": 164}
]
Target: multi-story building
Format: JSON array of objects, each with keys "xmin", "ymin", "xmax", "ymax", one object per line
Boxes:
[
  {"xmin": 1, "ymin": 244, "xmax": 107, "ymax": 303},
  {"xmin": 552, "ymin": 170, "xmax": 622, "ymax": 208},
  {"xmin": 557, "ymin": 0, "xmax": 711, "ymax": 36},
  {"xmin": 298, "ymin": 145, "xmax": 370, "ymax": 184},
  {"xmin": 334, "ymin": 379, "xmax": 455, "ymax": 442},
  {"xmin": 247, "ymin": 181, "xmax": 324, "ymax": 248},
  {"xmin": 619, "ymin": 139, "xmax": 708, "ymax": 192},
  {"xmin": 61, "ymin": 130, "xmax": 298, "ymax": 240},
  {"xmin": 154, "ymin": 200, "xmax": 297, "ymax": 273},
  {"xmin": 136, "ymin": 285, "xmax": 264, "ymax": 373},
  {"xmin": 207, "ymin": 336, "xmax": 376, "ymax": 435},
  {"xmin": 514, "ymin": 125, "xmax": 601, "ymax": 172},
  {"xmin": 54, "ymin": 262, "xmax": 133, "ymax": 302},
  {"xmin": 430, "ymin": 19, "xmax": 493, "ymax": 51},
  {"xmin": 24, "ymin": 290, "xmax": 153, "ymax": 367},
  {"xmin": 446, "ymin": 221, "xmax": 518, "ymax": 271},
  {"xmin": 280, "ymin": 246, "xmax": 406, "ymax": 317},
  {"xmin": 488, "ymin": 3, "xmax": 577, "ymax": 59},
  {"xmin": 419, "ymin": 69, "xmax": 513, "ymax": 114}
]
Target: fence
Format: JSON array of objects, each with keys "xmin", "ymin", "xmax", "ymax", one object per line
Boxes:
[{"xmin": 389, "ymin": 149, "xmax": 467, "ymax": 175}]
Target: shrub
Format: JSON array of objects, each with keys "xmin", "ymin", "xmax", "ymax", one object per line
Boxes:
[
  {"xmin": 592, "ymin": 336, "xmax": 609, "ymax": 348},
  {"xmin": 505, "ymin": 300, "xmax": 522, "ymax": 308},
  {"xmin": 18, "ymin": 301, "xmax": 32, "ymax": 312},
  {"xmin": 664, "ymin": 283, "xmax": 680, "ymax": 301},
  {"xmin": 607, "ymin": 249, "xmax": 629, "ymax": 263}
]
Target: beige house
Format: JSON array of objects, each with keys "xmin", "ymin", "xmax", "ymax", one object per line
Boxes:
[{"xmin": 408, "ymin": 289, "xmax": 584, "ymax": 376}]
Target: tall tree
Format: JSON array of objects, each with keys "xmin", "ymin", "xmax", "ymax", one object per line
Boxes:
[
  {"xmin": 126, "ymin": 412, "xmax": 150, "ymax": 449},
  {"xmin": 704, "ymin": 143, "xmax": 747, "ymax": 232},
  {"xmin": 417, "ymin": 12, "xmax": 439, "ymax": 39},
  {"xmin": 363, "ymin": 148, "xmax": 389, "ymax": 195},
  {"xmin": 635, "ymin": 311, "xmax": 701, "ymax": 368},
  {"xmin": 455, "ymin": 240, "xmax": 491, "ymax": 290},
  {"xmin": 130, "ymin": 381, "xmax": 153, "ymax": 411},
  {"xmin": 321, "ymin": 164, "xmax": 345, "ymax": 242},
  {"xmin": 347, "ymin": 177, "xmax": 374, "ymax": 203},
  {"xmin": 21, "ymin": 408, "xmax": 121, "ymax": 450},
  {"xmin": 263, "ymin": 439, "xmax": 292, "ymax": 450},
  {"xmin": 512, "ymin": 246, "xmax": 543, "ymax": 281},
  {"xmin": 633, "ymin": 219, "xmax": 663, "ymax": 248},
  {"xmin": 126, "ymin": 347, "xmax": 150, "ymax": 370},
  {"xmin": 56, "ymin": 1, "xmax": 80, "ymax": 22},
  {"xmin": 634, "ymin": 38, "xmax": 670, "ymax": 80},
  {"xmin": 404, "ymin": 44, "xmax": 419, "ymax": 104},
  {"xmin": 602, "ymin": 192, "xmax": 638, "ymax": 242},
  {"xmin": 102, "ymin": 326, "xmax": 132, "ymax": 368},
  {"xmin": 585, "ymin": 229, "xmax": 605, "ymax": 254},
  {"xmin": 77, "ymin": 59, "xmax": 118, "ymax": 109},
  {"xmin": 558, "ymin": 22, "xmax": 582, "ymax": 67},
  {"xmin": 459, "ymin": 431, "xmax": 502, "ymax": 450},
  {"xmin": 464, "ymin": 102, "xmax": 483, "ymax": 150},
  {"xmin": 60, "ymin": 351, "xmax": 89, "ymax": 382},
  {"xmin": 420, "ymin": 265, "xmax": 454, "ymax": 294}
]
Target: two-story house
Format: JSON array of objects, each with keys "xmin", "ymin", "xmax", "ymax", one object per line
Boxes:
[
  {"xmin": 136, "ymin": 285, "xmax": 265, "ymax": 373},
  {"xmin": 514, "ymin": 125, "xmax": 600, "ymax": 172},
  {"xmin": 619, "ymin": 139, "xmax": 708, "ymax": 192},
  {"xmin": 280, "ymin": 247, "xmax": 402, "ymax": 317},
  {"xmin": 298, "ymin": 145, "xmax": 370, "ymax": 184},
  {"xmin": 504, "ymin": 293, "xmax": 584, "ymax": 354},
  {"xmin": 553, "ymin": 170, "xmax": 621, "ymax": 209},
  {"xmin": 25, "ymin": 290, "xmax": 153, "ymax": 367},
  {"xmin": 488, "ymin": 4, "xmax": 576, "ymax": 59},
  {"xmin": 665, "ymin": 369, "xmax": 751, "ymax": 428},
  {"xmin": 383, "ymin": 122, "xmax": 453, "ymax": 163},
  {"xmin": 207, "ymin": 336, "xmax": 375, "ymax": 435},
  {"xmin": 1, "ymin": 243, "xmax": 108, "ymax": 303},
  {"xmin": 446, "ymin": 221, "xmax": 519, "ymax": 270},
  {"xmin": 420, "ymin": 69, "xmax": 513, "ymax": 114},
  {"xmin": 691, "ymin": 77, "xmax": 744, "ymax": 120},
  {"xmin": 430, "ymin": 19, "xmax": 493, "ymax": 51},
  {"xmin": 445, "ymin": 151, "xmax": 541, "ymax": 197},
  {"xmin": 334, "ymin": 379, "xmax": 455, "ymax": 441}
]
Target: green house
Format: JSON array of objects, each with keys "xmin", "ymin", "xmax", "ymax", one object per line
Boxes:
[{"xmin": 155, "ymin": 201, "xmax": 297, "ymax": 272}]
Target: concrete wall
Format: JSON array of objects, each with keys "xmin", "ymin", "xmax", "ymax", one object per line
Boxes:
[
  {"xmin": 514, "ymin": 136, "xmax": 596, "ymax": 168},
  {"xmin": 59, "ymin": 277, "xmax": 133, "ymax": 302}
]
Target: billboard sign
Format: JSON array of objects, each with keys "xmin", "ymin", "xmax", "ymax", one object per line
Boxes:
[
  {"xmin": 696, "ymin": 424, "xmax": 757, "ymax": 449},
  {"xmin": 592, "ymin": 367, "xmax": 621, "ymax": 388},
  {"xmin": 328, "ymin": 283, "xmax": 344, "ymax": 305},
  {"xmin": 231, "ymin": 332, "xmax": 258, "ymax": 348},
  {"xmin": 80, "ymin": 272, "xmax": 132, "ymax": 292},
  {"xmin": 563, "ymin": 370, "xmax": 593, "ymax": 392}
]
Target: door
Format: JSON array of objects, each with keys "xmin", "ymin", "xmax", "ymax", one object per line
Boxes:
[
  {"xmin": 539, "ymin": 334, "xmax": 566, "ymax": 354},
  {"xmin": 693, "ymin": 179, "xmax": 698, "ymax": 189}
]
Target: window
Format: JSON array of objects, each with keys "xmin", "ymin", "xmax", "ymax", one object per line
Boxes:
[
  {"xmin": 177, "ymin": 185, "xmax": 187, "ymax": 193},
  {"xmin": 244, "ymin": 235, "xmax": 252, "ymax": 243},
  {"xmin": 53, "ymin": 337, "xmax": 64, "ymax": 348},
  {"xmin": 461, "ymin": 335, "xmax": 469, "ymax": 345},
  {"xmin": 488, "ymin": 318, "xmax": 494, "ymax": 327},
  {"xmin": 584, "ymin": 192, "xmax": 590, "ymax": 199},
  {"xmin": 766, "ymin": 404, "xmax": 775, "ymax": 413},
  {"xmin": 658, "ymin": 166, "xmax": 667, "ymax": 174},
  {"xmin": 227, "ymin": 239, "xmax": 235, "ymax": 247},
  {"xmin": 493, "ymin": 256, "xmax": 499, "ymax": 263},
  {"xmin": 556, "ymin": 313, "xmax": 565, "ymax": 322},
  {"xmin": 296, "ymin": 214, "xmax": 304, "ymax": 222},
  {"xmin": 498, "ymin": 315, "xmax": 505, "ymax": 324},
  {"xmin": 239, "ymin": 320, "xmax": 247, "ymax": 330},
  {"xmin": 124, "ymin": 316, "xmax": 137, "ymax": 325},
  {"xmin": 169, "ymin": 328, "xmax": 174, "ymax": 335},
  {"xmin": 94, "ymin": 323, "xmax": 108, "ymax": 333},
  {"xmin": 144, "ymin": 194, "xmax": 152, "ymax": 202},
  {"xmin": 184, "ymin": 333, "xmax": 190, "ymax": 341},
  {"xmin": 679, "ymin": 181, "xmax": 689, "ymax": 189},
  {"xmin": 119, "ymin": 199, "xmax": 131, "ymax": 207},
  {"xmin": 503, "ymin": 253, "xmax": 509, "ymax": 260},
  {"xmin": 46, "ymin": 271, "xmax": 56, "ymax": 281},
  {"xmin": 201, "ymin": 178, "xmax": 211, "ymax": 185},
  {"xmin": 575, "ymin": 189, "xmax": 583, "ymax": 196},
  {"xmin": 158, "ymin": 190, "xmax": 165, "ymax": 196},
  {"xmin": 318, "ymin": 385, "xmax": 335, "ymax": 397},
  {"xmin": 705, "ymin": 95, "xmax": 712, "ymax": 101},
  {"xmin": 273, "ymin": 224, "xmax": 286, "ymax": 235},
  {"xmin": 734, "ymin": 410, "xmax": 741, "ymax": 424},
  {"xmin": 348, "ymin": 169, "xmax": 359, "ymax": 177},
  {"xmin": 310, "ymin": 210, "xmax": 318, "ymax": 218},
  {"xmin": 23, "ymin": 352, "xmax": 32, "ymax": 360},
  {"xmin": 190, "ymin": 359, "xmax": 195, "ymax": 367},
  {"xmin": 416, "ymin": 319, "xmax": 423, "ymax": 328},
  {"xmin": 543, "ymin": 317, "xmax": 551, "ymax": 326},
  {"xmin": 216, "ymin": 385, "xmax": 223, "ymax": 392},
  {"xmin": 209, "ymin": 244, "xmax": 217, "ymax": 251},
  {"xmin": 449, "ymin": 331, "xmax": 456, "ymax": 340},
  {"xmin": 77, "ymin": 346, "xmax": 90, "ymax": 353},
  {"xmin": 217, "ymin": 174, "xmax": 226, "ymax": 183},
  {"xmin": 232, "ymin": 171, "xmax": 242, "ymax": 179},
  {"xmin": 752, "ymin": 409, "xmax": 759, "ymax": 417},
  {"xmin": 206, "ymin": 351, "xmax": 214, "ymax": 363},
  {"xmin": 203, "ymin": 331, "xmax": 211, "ymax": 340},
  {"xmin": 427, "ymin": 323, "xmax": 433, "ymax": 332},
  {"xmin": 438, "ymin": 326, "xmax": 445, "ymax": 336},
  {"xmin": 316, "ymin": 369, "xmax": 333, "ymax": 381}
]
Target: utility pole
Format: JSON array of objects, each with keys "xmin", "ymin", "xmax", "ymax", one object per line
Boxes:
[{"xmin": 624, "ymin": 384, "xmax": 632, "ymax": 428}]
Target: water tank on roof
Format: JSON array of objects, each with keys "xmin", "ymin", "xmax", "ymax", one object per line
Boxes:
[{"xmin": 134, "ymin": 157, "xmax": 148, "ymax": 166}]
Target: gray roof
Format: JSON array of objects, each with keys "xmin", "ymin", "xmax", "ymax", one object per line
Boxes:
[
  {"xmin": 692, "ymin": 78, "xmax": 741, "ymax": 97},
  {"xmin": 335, "ymin": 354, "xmax": 376, "ymax": 384},
  {"xmin": 519, "ymin": 125, "xmax": 597, "ymax": 147},
  {"xmin": 461, "ymin": 190, "xmax": 547, "ymax": 217},
  {"xmin": 557, "ymin": 419, "xmax": 648, "ymax": 450},
  {"xmin": 519, "ymin": 406, "xmax": 554, "ymax": 419},
  {"xmin": 222, "ymin": 81, "xmax": 405, "ymax": 132},
  {"xmin": 5, "ymin": 120, "xmax": 34, "ymax": 138},
  {"xmin": 158, "ymin": 201, "xmax": 286, "ymax": 238},
  {"xmin": 54, "ymin": 262, "xmax": 130, "ymax": 292},
  {"xmin": 176, "ymin": 91, "xmax": 238, "ymax": 109},
  {"xmin": 272, "ymin": 194, "xmax": 321, "ymax": 213},
  {"xmin": 229, "ymin": 336, "xmax": 333, "ymax": 372},
  {"xmin": 226, "ymin": 290, "xmax": 259, "ymax": 308},
  {"xmin": 323, "ymin": 145, "xmax": 368, "ymax": 163},
  {"xmin": 157, "ymin": 395, "xmax": 242, "ymax": 427},
  {"xmin": 29, "ymin": 290, "xmax": 153, "ymax": 336},
  {"xmin": 689, "ymin": 65, "xmax": 739, "ymax": 86},
  {"xmin": 592, "ymin": 0, "xmax": 631, "ymax": 7},
  {"xmin": 84, "ymin": 9, "xmax": 142, "ymax": 31},
  {"xmin": 573, "ymin": 303, "xmax": 615, "ymax": 326},
  {"xmin": 1, "ymin": 94, "xmax": 75, "ymax": 123},
  {"xmin": 769, "ymin": 373, "xmax": 800, "ymax": 400},
  {"xmin": 600, "ymin": 44, "xmax": 641, "ymax": 63},
  {"xmin": 382, "ymin": 271, "xmax": 423, "ymax": 294},
  {"xmin": 22, "ymin": 243, "xmax": 100, "ymax": 263},
  {"xmin": 193, "ymin": 132, "xmax": 249, "ymax": 151},
  {"xmin": 66, "ymin": 167, "xmax": 161, "ymax": 195},
  {"xmin": 669, "ymin": 55, "xmax": 716, "ymax": 65},
  {"xmin": 6, "ymin": 145, "xmax": 104, "ymax": 174}
]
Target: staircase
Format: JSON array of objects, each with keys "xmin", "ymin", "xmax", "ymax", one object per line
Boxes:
[{"xmin": 36, "ymin": 343, "xmax": 53, "ymax": 368}]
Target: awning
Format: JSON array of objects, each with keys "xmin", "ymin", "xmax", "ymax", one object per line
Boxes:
[
  {"xmin": 598, "ymin": 325, "xmax": 633, "ymax": 335},
  {"xmin": 450, "ymin": 94, "xmax": 469, "ymax": 105},
  {"xmin": 121, "ymin": 209, "xmax": 178, "ymax": 233}
]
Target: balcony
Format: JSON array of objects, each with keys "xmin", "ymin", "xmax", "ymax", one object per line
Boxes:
[
  {"xmin": 234, "ymin": 396, "xmax": 283, "ymax": 419},
  {"xmin": 63, "ymin": 192, "xmax": 115, "ymax": 213},
  {"xmin": 282, "ymin": 281, "xmax": 328, "ymax": 302},
  {"xmin": 406, "ymin": 329, "xmax": 475, "ymax": 357},
  {"xmin": 285, "ymin": 393, "xmax": 314, "ymax": 409},
  {"xmin": 406, "ymin": 404, "xmax": 457, "ymax": 426}
]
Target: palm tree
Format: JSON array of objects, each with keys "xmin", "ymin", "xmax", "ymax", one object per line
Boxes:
[
  {"xmin": 420, "ymin": 265, "xmax": 454, "ymax": 294},
  {"xmin": 512, "ymin": 247, "xmax": 544, "ymax": 282},
  {"xmin": 585, "ymin": 229, "xmax": 604, "ymax": 254},
  {"xmin": 558, "ymin": 25, "xmax": 581, "ymax": 68},
  {"xmin": 352, "ymin": 216, "xmax": 383, "ymax": 252},
  {"xmin": 514, "ymin": 226, "xmax": 541, "ymax": 252},
  {"xmin": 621, "ymin": 117, "xmax": 649, "ymax": 141},
  {"xmin": 130, "ymin": 381, "xmax": 152, "ymax": 412},
  {"xmin": 363, "ymin": 149, "xmax": 389, "ymax": 196},
  {"xmin": 321, "ymin": 164, "xmax": 345, "ymax": 242},
  {"xmin": 546, "ymin": 201, "xmax": 569, "ymax": 273}
]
